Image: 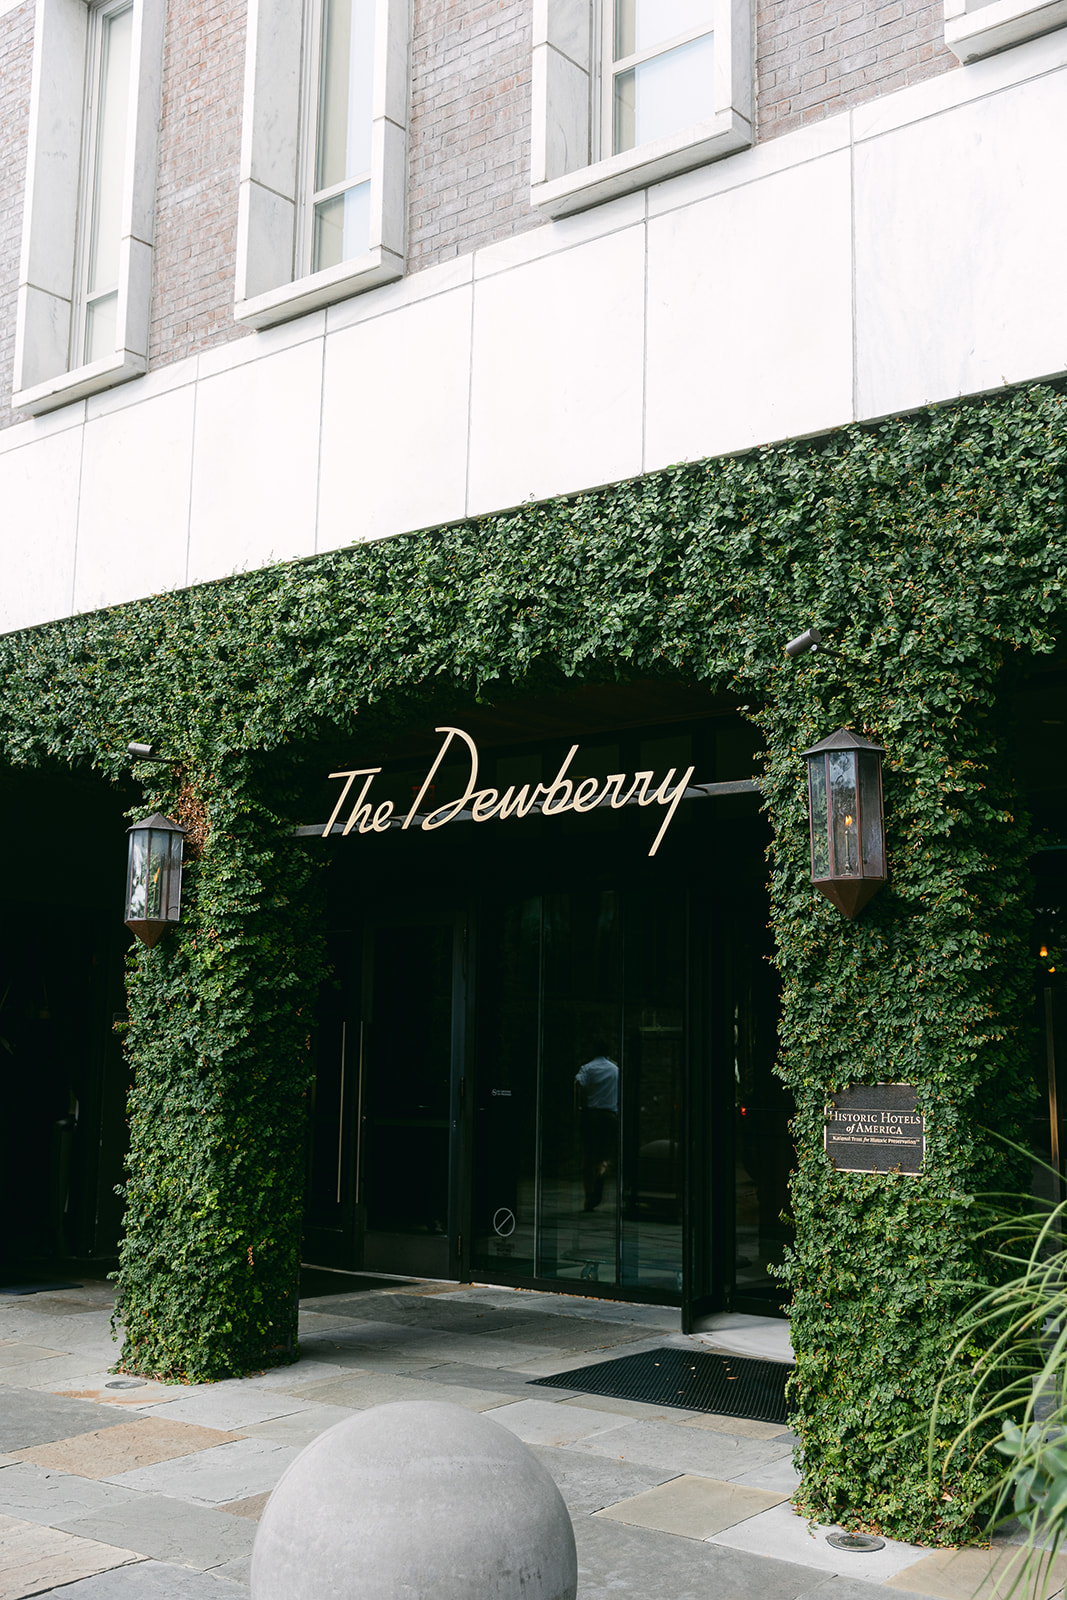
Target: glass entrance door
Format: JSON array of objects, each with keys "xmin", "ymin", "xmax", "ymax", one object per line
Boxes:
[
  {"xmin": 469, "ymin": 886, "xmax": 686, "ymax": 1296},
  {"xmin": 360, "ymin": 917, "xmax": 459, "ymax": 1279}
]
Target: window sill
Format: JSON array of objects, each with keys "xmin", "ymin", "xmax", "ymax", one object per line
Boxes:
[
  {"xmin": 12, "ymin": 351, "xmax": 147, "ymax": 417},
  {"xmin": 234, "ymin": 246, "xmax": 405, "ymax": 331},
  {"xmin": 530, "ymin": 111, "xmax": 752, "ymax": 219},
  {"xmin": 944, "ymin": 0, "xmax": 1067, "ymax": 61}
]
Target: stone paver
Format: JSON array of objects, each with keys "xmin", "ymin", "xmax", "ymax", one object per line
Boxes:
[
  {"xmin": 147, "ymin": 1390, "xmax": 313, "ymax": 1433},
  {"xmin": 597, "ymin": 1473, "xmax": 787, "ymax": 1538},
  {"xmin": 217, "ymin": 1493, "xmax": 270, "ymax": 1521},
  {"xmin": 32, "ymin": 1559, "xmax": 248, "ymax": 1595},
  {"xmin": 483, "ymin": 1398, "xmax": 637, "ymax": 1449},
  {"xmin": 55, "ymin": 1493, "xmax": 256, "ymax": 1570},
  {"xmin": 709, "ymin": 1503, "xmax": 926, "ymax": 1580},
  {"xmin": 886, "ymin": 1543, "xmax": 1067, "ymax": 1598},
  {"xmin": 0, "ymin": 1512, "xmax": 138, "ymax": 1598},
  {"xmin": 280, "ymin": 1369, "xmax": 518, "ymax": 1414},
  {"xmin": 104, "ymin": 1438, "xmax": 299, "ymax": 1506},
  {"xmin": 572, "ymin": 1416, "xmax": 793, "ymax": 1479},
  {"xmin": 15, "ymin": 1418, "xmax": 243, "ymax": 1480},
  {"xmin": 0, "ymin": 1463, "xmax": 139, "ymax": 1526},
  {"xmin": 798, "ymin": 1582, "xmax": 932, "ymax": 1600},
  {"xmin": 236, "ymin": 1403, "xmax": 355, "ymax": 1447},
  {"xmin": 528, "ymin": 1443, "xmax": 675, "ymax": 1514},
  {"xmin": 0, "ymin": 1391, "xmax": 132, "ymax": 1453},
  {"xmin": 574, "ymin": 1514, "xmax": 833, "ymax": 1600},
  {"xmin": 0, "ymin": 1344, "xmax": 66, "ymax": 1370}
]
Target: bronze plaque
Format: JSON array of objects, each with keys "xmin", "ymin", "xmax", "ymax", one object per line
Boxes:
[{"xmin": 825, "ymin": 1082, "xmax": 924, "ymax": 1175}]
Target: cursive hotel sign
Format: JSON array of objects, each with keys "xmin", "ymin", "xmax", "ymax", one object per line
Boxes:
[{"xmin": 322, "ymin": 726, "xmax": 697, "ymax": 858}]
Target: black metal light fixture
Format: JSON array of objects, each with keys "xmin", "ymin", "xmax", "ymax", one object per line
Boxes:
[
  {"xmin": 125, "ymin": 814, "xmax": 186, "ymax": 947},
  {"xmin": 802, "ymin": 728, "xmax": 887, "ymax": 919}
]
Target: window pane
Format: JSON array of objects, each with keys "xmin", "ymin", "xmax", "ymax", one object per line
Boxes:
[
  {"xmin": 615, "ymin": 0, "xmax": 714, "ymax": 59},
  {"xmin": 87, "ymin": 4, "xmax": 133, "ymax": 299},
  {"xmin": 85, "ymin": 291, "xmax": 118, "ymax": 365},
  {"xmin": 316, "ymin": 0, "xmax": 375, "ymax": 192},
  {"xmin": 613, "ymin": 33, "xmax": 715, "ymax": 154},
  {"xmin": 312, "ymin": 181, "xmax": 371, "ymax": 270}
]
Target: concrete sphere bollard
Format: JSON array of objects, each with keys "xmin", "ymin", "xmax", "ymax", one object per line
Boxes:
[{"xmin": 249, "ymin": 1400, "xmax": 578, "ymax": 1600}]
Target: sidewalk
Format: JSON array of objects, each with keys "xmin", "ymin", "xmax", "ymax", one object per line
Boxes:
[{"xmin": 0, "ymin": 1273, "xmax": 1057, "ymax": 1600}]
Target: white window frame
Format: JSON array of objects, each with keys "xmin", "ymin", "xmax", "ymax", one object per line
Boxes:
[
  {"xmin": 531, "ymin": 0, "xmax": 752, "ymax": 219},
  {"xmin": 235, "ymin": 0, "xmax": 408, "ymax": 331},
  {"xmin": 12, "ymin": 0, "xmax": 164, "ymax": 416},
  {"xmin": 943, "ymin": 0, "xmax": 1067, "ymax": 62}
]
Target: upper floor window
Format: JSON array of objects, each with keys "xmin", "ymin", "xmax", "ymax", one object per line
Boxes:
[
  {"xmin": 235, "ymin": 0, "xmax": 408, "ymax": 330},
  {"xmin": 303, "ymin": 0, "xmax": 375, "ymax": 274},
  {"xmin": 80, "ymin": 0, "xmax": 134, "ymax": 366},
  {"xmin": 531, "ymin": 0, "xmax": 751, "ymax": 219},
  {"xmin": 12, "ymin": 0, "xmax": 164, "ymax": 415},
  {"xmin": 606, "ymin": 0, "xmax": 716, "ymax": 157}
]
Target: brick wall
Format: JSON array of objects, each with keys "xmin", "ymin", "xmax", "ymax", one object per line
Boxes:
[
  {"xmin": 0, "ymin": 2, "xmax": 34, "ymax": 433},
  {"xmin": 147, "ymin": 0, "xmax": 250, "ymax": 364},
  {"xmin": 408, "ymin": 0, "xmax": 537, "ymax": 269},
  {"xmin": 756, "ymin": 0, "xmax": 956, "ymax": 139}
]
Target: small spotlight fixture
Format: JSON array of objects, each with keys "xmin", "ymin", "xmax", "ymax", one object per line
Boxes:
[
  {"xmin": 784, "ymin": 626, "xmax": 825, "ymax": 658},
  {"xmin": 127, "ymin": 740, "xmax": 177, "ymax": 765}
]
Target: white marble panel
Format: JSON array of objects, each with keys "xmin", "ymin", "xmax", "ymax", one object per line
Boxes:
[
  {"xmin": 0, "ymin": 427, "xmax": 81, "ymax": 634},
  {"xmin": 317, "ymin": 286, "xmax": 472, "ymax": 550},
  {"xmin": 856, "ymin": 69, "xmax": 1067, "ymax": 420},
  {"xmin": 73, "ymin": 387, "xmax": 195, "ymax": 614},
  {"xmin": 186, "ymin": 338, "xmax": 324, "ymax": 585},
  {"xmin": 644, "ymin": 149, "xmax": 854, "ymax": 471},
  {"xmin": 467, "ymin": 225, "xmax": 645, "ymax": 514}
]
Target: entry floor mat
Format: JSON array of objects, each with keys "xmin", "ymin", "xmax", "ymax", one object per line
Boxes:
[{"xmin": 530, "ymin": 1345, "xmax": 791, "ymax": 1426}]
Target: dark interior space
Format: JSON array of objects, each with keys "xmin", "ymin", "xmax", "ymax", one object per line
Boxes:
[{"xmin": 0, "ymin": 763, "xmax": 134, "ymax": 1275}]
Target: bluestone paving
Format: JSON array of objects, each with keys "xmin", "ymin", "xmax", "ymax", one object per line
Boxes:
[
  {"xmin": 797, "ymin": 1582, "xmax": 933, "ymax": 1600},
  {"xmin": 572, "ymin": 1416, "xmax": 793, "ymax": 1478},
  {"xmin": 528, "ymin": 1443, "xmax": 676, "ymax": 1514},
  {"xmin": 55, "ymin": 1493, "xmax": 257, "ymax": 1570},
  {"xmin": 482, "ymin": 1398, "xmax": 636, "ymax": 1449},
  {"xmin": 238, "ymin": 1402, "xmax": 365, "ymax": 1447},
  {"xmin": 0, "ymin": 1512, "xmax": 138, "ymax": 1595},
  {"xmin": 103, "ymin": 1439, "xmax": 299, "ymax": 1505},
  {"xmin": 0, "ymin": 1274, "xmax": 1023, "ymax": 1600},
  {"xmin": 0, "ymin": 1390, "xmax": 132, "ymax": 1452},
  {"xmin": 596, "ymin": 1474, "xmax": 787, "ymax": 1539},
  {"xmin": 573, "ymin": 1515, "xmax": 832, "ymax": 1600},
  {"xmin": 32, "ymin": 1558, "xmax": 248, "ymax": 1595},
  {"xmin": 0, "ymin": 1462, "xmax": 139, "ymax": 1525},
  {"xmin": 709, "ymin": 1503, "xmax": 926, "ymax": 1579},
  {"xmin": 147, "ymin": 1390, "xmax": 313, "ymax": 1433},
  {"xmin": 0, "ymin": 1344, "xmax": 66, "ymax": 1369},
  {"xmin": 885, "ymin": 1543, "xmax": 1067, "ymax": 1598},
  {"xmin": 15, "ymin": 1419, "xmax": 243, "ymax": 1480}
]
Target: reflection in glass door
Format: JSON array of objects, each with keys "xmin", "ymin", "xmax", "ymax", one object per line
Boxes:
[
  {"xmin": 361, "ymin": 920, "xmax": 455, "ymax": 1279},
  {"xmin": 470, "ymin": 887, "xmax": 685, "ymax": 1296}
]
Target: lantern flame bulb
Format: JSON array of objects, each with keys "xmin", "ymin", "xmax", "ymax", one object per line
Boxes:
[{"xmin": 1039, "ymin": 946, "xmax": 1049, "ymax": 958}]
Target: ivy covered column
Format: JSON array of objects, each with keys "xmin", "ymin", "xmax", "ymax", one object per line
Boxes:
[
  {"xmin": 757, "ymin": 661, "xmax": 1036, "ymax": 1543},
  {"xmin": 115, "ymin": 762, "xmax": 326, "ymax": 1382}
]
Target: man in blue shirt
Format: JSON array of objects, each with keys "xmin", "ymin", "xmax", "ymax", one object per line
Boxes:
[{"xmin": 575, "ymin": 1042, "xmax": 619, "ymax": 1212}]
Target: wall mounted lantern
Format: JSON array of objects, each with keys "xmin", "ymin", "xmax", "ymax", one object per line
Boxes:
[
  {"xmin": 125, "ymin": 814, "xmax": 186, "ymax": 947},
  {"xmin": 803, "ymin": 728, "xmax": 887, "ymax": 919}
]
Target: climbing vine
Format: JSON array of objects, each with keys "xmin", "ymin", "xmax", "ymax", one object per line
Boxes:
[{"xmin": 0, "ymin": 385, "xmax": 1064, "ymax": 1532}]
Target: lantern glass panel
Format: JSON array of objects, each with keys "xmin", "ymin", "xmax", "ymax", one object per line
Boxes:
[
  {"xmin": 808, "ymin": 756, "xmax": 830, "ymax": 878},
  {"xmin": 828, "ymin": 748, "xmax": 860, "ymax": 877},
  {"xmin": 165, "ymin": 830, "xmax": 183, "ymax": 919},
  {"xmin": 858, "ymin": 750, "xmax": 884, "ymax": 876},
  {"xmin": 145, "ymin": 830, "xmax": 167, "ymax": 919},
  {"xmin": 126, "ymin": 829, "xmax": 149, "ymax": 919}
]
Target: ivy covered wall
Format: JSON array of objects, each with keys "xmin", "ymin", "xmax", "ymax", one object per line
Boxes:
[{"xmin": 0, "ymin": 386, "xmax": 1064, "ymax": 1538}]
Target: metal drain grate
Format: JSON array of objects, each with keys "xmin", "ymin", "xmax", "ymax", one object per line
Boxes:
[{"xmin": 530, "ymin": 1346, "xmax": 791, "ymax": 1426}]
